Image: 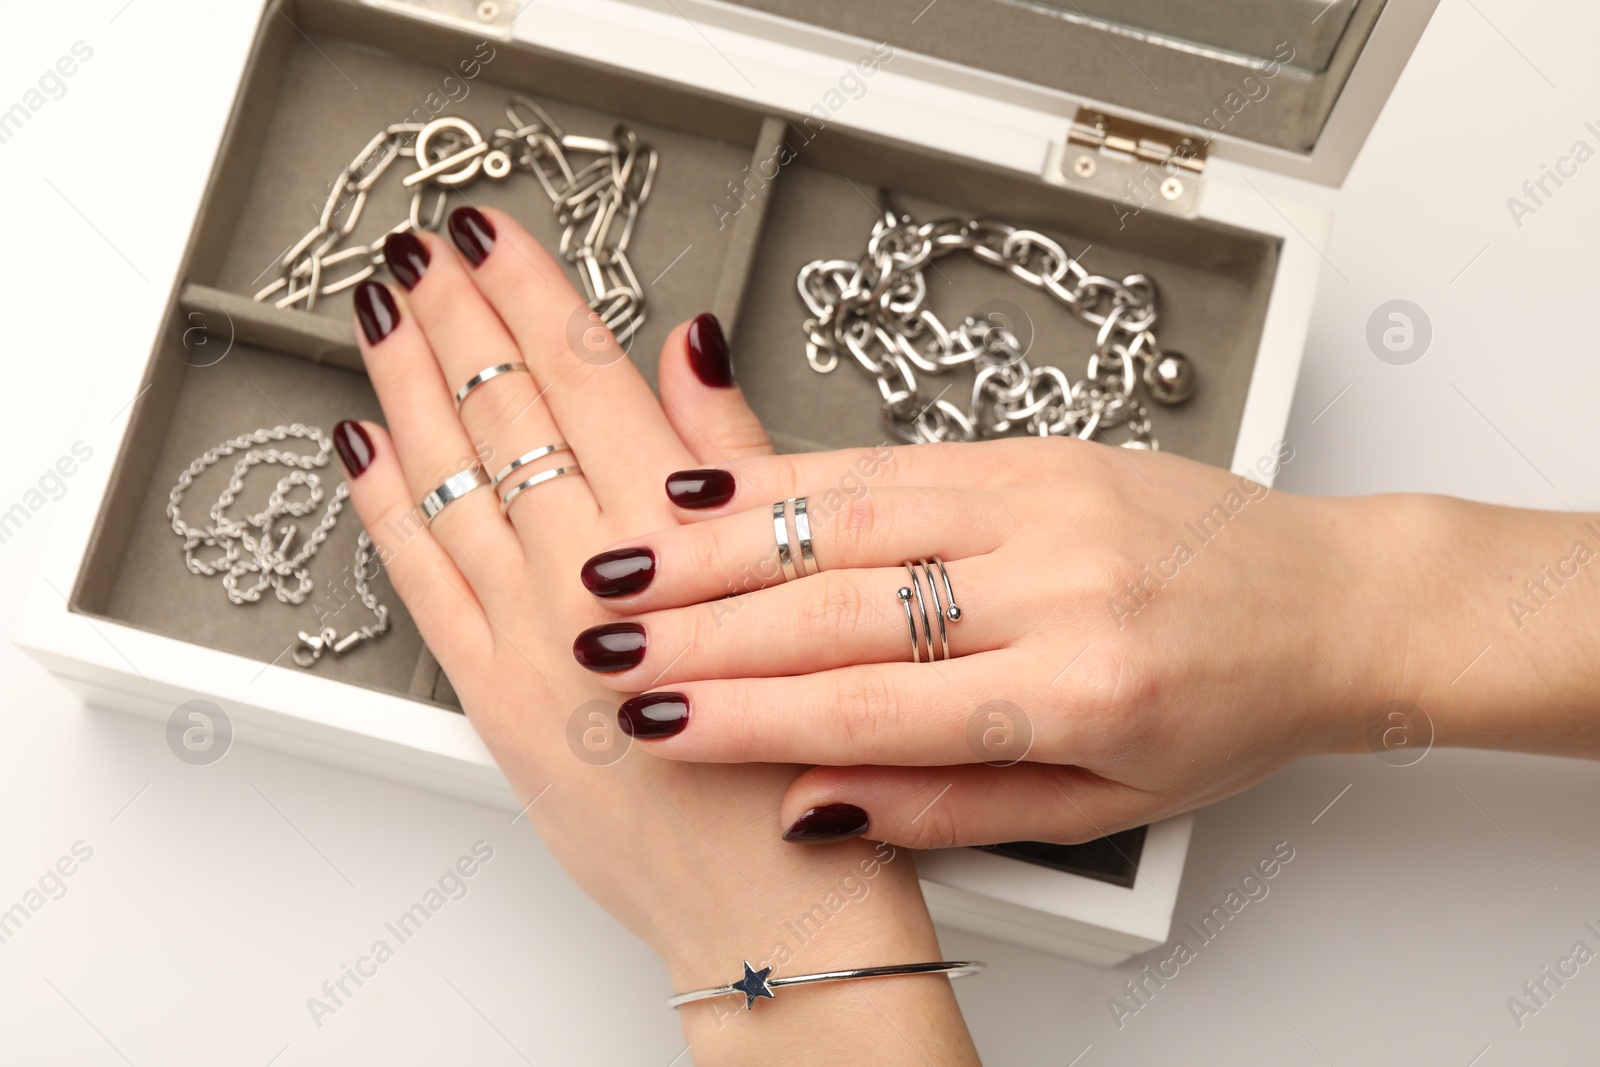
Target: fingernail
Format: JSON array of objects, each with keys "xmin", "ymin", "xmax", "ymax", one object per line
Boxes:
[
  {"xmin": 665, "ymin": 468, "xmax": 735, "ymax": 510},
  {"xmin": 618, "ymin": 693, "xmax": 689, "ymax": 739},
  {"xmin": 383, "ymin": 230, "xmax": 430, "ymax": 290},
  {"xmin": 332, "ymin": 420, "xmax": 374, "ymax": 478},
  {"xmin": 783, "ymin": 804, "xmax": 870, "ymax": 844},
  {"xmin": 581, "ymin": 548, "xmax": 656, "ymax": 598},
  {"xmin": 448, "ymin": 205, "xmax": 496, "ymax": 266},
  {"xmin": 572, "ymin": 622, "xmax": 646, "ymax": 673},
  {"xmin": 686, "ymin": 312, "xmax": 734, "ymax": 388},
  {"xmin": 353, "ymin": 280, "xmax": 400, "ymax": 345}
]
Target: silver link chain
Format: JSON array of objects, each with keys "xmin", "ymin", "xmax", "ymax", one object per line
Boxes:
[
  {"xmin": 167, "ymin": 424, "xmax": 389, "ymax": 668},
  {"xmin": 797, "ymin": 205, "xmax": 1196, "ymax": 448},
  {"xmin": 255, "ymin": 95, "xmax": 659, "ymax": 345}
]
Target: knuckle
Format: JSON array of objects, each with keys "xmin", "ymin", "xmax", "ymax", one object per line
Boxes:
[
  {"xmin": 903, "ymin": 796, "xmax": 961, "ymax": 850},
  {"xmin": 835, "ymin": 669, "xmax": 903, "ymax": 753},
  {"xmin": 460, "ymin": 374, "xmax": 529, "ymax": 440},
  {"xmin": 798, "ymin": 578, "xmax": 868, "ymax": 645},
  {"xmin": 826, "ymin": 492, "xmax": 879, "ymax": 562}
]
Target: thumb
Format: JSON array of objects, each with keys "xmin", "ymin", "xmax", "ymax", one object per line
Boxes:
[
  {"xmin": 778, "ymin": 764, "xmax": 1160, "ymax": 850},
  {"xmin": 657, "ymin": 313, "xmax": 774, "ymax": 464}
]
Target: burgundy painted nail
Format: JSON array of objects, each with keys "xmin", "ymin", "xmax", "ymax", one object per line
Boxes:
[
  {"xmin": 618, "ymin": 693, "xmax": 689, "ymax": 739},
  {"xmin": 783, "ymin": 804, "xmax": 870, "ymax": 844},
  {"xmin": 353, "ymin": 280, "xmax": 399, "ymax": 344},
  {"xmin": 581, "ymin": 548, "xmax": 656, "ymax": 598},
  {"xmin": 573, "ymin": 622, "xmax": 646, "ymax": 673},
  {"xmin": 383, "ymin": 230, "xmax": 430, "ymax": 290},
  {"xmin": 686, "ymin": 312, "xmax": 734, "ymax": 387},
  {"xmin": 332, "ymin": 420, "xmax": 374, "ymax": 478},
  {"xmin": 665, "ymin": 468, "xmax": 735, "ymax": 510},
  {"xmin": 448, "ymin": 205, "xmax": 496, "ymax": 266}
]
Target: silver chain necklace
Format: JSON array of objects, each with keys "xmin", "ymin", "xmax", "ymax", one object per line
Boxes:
[
  {"xmin": 167, "ymin": 425, "xmax": 388, "ymax": 668},
  {"xmin": 255, "ymin": 94, "xmax": 658, "ymax": 345},
  {"xmin": 798, "ymin": 205, "xmax": 1196, "ymax": 448}
]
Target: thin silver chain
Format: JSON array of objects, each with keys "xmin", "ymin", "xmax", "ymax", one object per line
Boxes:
[
  {"xmin": 167, "ymin": 424, "xmax": 388, "ymax": 668},
  {"xmin": 255, "ymin": 95, "xmax": 658, "ymax": 345},
  {"xmin": 797, "ymin": 205, "xmax": 1196, "ymax": 448}
]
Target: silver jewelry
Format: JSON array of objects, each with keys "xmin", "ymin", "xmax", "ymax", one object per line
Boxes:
[
  {"xmin": 255, "ymin": 96, "xmax": 658, "ymax": 344},
  {"xmin": 420, "ymin": 466, "xmax": 490, "ymax": 522},
  {"xmin": 500, "ymin": 466, "xmax": 583, "ymax": 513},
  {"xmin": 897, "ymin": 557, "xmax": 962, "ymax": 663},
  {"xmin": 771, "ymin": 497, "xmax": 818, "ymax": 583},
  {"xmin": 455, "ymin": 362, "xmax": 529, "ymax": 408},
  {"xmin": 668, "ymin": 960, "xmax": 984, "ymax": 1011},
  {"xmin": 167, "ymin": 424, "xmax": 390, "ymax": 669},
  {"xmin": 798, "ymin": 201, "xmax": 1195, "ymax": 449},
  {"xmin": 492, "ymin": 442, "xmax": 571, "ymax": 486}
]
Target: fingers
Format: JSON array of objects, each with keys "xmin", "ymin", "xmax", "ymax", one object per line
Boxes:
[
  {"xmin": 662, "ymin": 438, "xmax": 1029, "ymax": 519},
  {"xmin": 656, "ymin": 315, "xmax": 774, "ymax": 464},
  {"xmin": 575, "ymin": 554, "xmax": 1017, "ymax": 686},
  {"xmin": 331, "ymin": 419, "xmax": 492, "ymax": 671},
  {"xmin": 449, "ymin": 206, "xmax": 691, "ymax": 503},
  {"xmin": 579, "ymin": 487, "xmax": 1005, "ymax": 612},
  {"xmin": 352, "ymin": 280, "xmax": 520, "ymax": 597},
  {"xmin": 608, "ymin": 652, "xmax": 1050, "ymax": 765},
  {"xmin": 383, "ymin": 229, "xmax": 594, "ymax": 536},
  {"xmin": 776, "ymin": 764, "xmax": 1158, "ymax": 849}
]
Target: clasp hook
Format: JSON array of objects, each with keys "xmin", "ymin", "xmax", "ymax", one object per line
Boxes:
[{"xmin": 292, "ymin": 626, "xmax": 338, "ymax": 667}]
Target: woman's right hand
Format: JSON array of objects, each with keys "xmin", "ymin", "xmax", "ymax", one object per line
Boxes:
[{"xmin": 339, "ymin": 208, "xmax": 979, "ymax": 1065}]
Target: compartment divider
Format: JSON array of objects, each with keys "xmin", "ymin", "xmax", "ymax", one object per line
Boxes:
[
  {"xmin": 710, "ymin": 116, "xmax": 789, "ymax": 339},
  {"xmin": 181, "ymin": 284, "xmax": 362, "ymax": 373}
]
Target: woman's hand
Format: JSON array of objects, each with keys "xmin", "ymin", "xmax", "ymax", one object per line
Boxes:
[
  {"xmin": 338, "ymin": 208, "xmax": 978, "ymax": 1064},
  {"xmin": 575, "ymin": 421, "xmax": 1600, "ymax": 848}
]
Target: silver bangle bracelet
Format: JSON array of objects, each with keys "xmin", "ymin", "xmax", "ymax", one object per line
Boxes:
[{"xmin": 667, "ymin": 959, "xmax": 984, "ymax": 1011}]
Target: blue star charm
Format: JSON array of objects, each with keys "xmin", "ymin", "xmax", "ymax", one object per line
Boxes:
[{"xmin": 731, "ymin": 961, "xmax": 775, "ymax": 1009}]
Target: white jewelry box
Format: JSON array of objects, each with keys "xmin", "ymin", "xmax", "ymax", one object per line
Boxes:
[{"xmin": 16, "ymin": 0, "xmax": 1437, "ymax": 967}]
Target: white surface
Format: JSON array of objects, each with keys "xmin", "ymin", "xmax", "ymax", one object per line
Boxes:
[{"xmin": 3, "ymin": 2, "xmax": 1598, "ymax": 1065}]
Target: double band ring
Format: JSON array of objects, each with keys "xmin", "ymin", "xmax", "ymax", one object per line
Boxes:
[
  {"xmin": 455, "ymin": 361, "xmax": 530, "ymax": 408},
  {"xmin": 501, "ymin": 466, "xmax": 583, "ymax": 512},
  {"xmin": 898, "ymin": 557, "xmax": 962, "ymax": 662},
  {"xmin": 493, "ymin": 442, "xmax": 572, "ymax": 487},
  {"xmin": 421, "ymin": 466, "xmax": 491, "ymax": 522},
  {"xmin": 772, "ymin": 497, "xmax": 818, "ymax": 582}
]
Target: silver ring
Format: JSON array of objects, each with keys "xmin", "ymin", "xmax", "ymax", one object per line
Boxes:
[
  {"xmin": 794, "ymin": 497, "xmax": 817, "ymax": 577},
  {"xmin": 898, "ymin": 557, "xmax": 962, "ymax": 662},
  {"xmin": 421, "ymin": 466, "xmax": 490, "ymax": 522},
  {"xmin": 773, "ymin": 501, "xmax": 798, "ymax": 582},
  {"xmin": 492, "ymin": 442, "xmax": 571, "ymax": 486},
  {"xmin": 668, "ymin": 959, "xmax": 984, "ymax": 1011},
  {"xmin": 501, "ymin": 465, "xmax": 583, "ymax": 513},
  {"xmin": 454, "ymin": 362, "xmax": 529, "ymax": 408}
]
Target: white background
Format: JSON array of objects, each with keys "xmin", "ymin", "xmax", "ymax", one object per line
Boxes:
[{"xmin": 4, "ymin": 1, "xmax": 1600, "ymax": 1064}]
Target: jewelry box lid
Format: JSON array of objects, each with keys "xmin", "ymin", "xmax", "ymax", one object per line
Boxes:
[{"xmin": 608, "ymin": 0, "xmax": 1441, "ymax": 189}]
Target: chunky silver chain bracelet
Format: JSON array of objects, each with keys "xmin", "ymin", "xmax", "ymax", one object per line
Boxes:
[
  {"xmin": 798, "ymin": 205, "xmax": 1196, "ymax": 448},
  {"xmin": 256, "ymin": 94, "xmax": 658, "ymax": 345}
]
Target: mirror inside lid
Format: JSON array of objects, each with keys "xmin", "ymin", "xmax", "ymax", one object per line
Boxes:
[{"xmin": 692, "ymin": 0, "xmax": 1439, "ymax": 182}]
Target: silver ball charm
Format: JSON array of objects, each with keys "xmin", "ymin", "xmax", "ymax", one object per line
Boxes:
[{"xmin": 1142, "ymin": 351, "xmax": 1195, "ymax": 405}]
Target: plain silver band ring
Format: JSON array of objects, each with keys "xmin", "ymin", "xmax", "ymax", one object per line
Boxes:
[
  {"xmin": 492, "ymin": 442, "xmax": 571, "ymax": 487},
  {"xmin": 773, "ymin": 501, "xmax": 798, "ymax": 583},
  {"xmin": 501, "ymin": 465, "xmax": 583, "ymax": 513},
  {"xmin": 421, "ymin": 466, "xmax": 490, "ymax": 523},
  {"xmin": 455, "ymin": 362, "xmax": 529, "ymax": 408},
  {"xmin": 794, "ymin": 497, "xmax": 817, "ymax": 577}
]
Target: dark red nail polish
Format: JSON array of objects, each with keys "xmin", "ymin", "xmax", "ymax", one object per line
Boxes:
[
  {"xmin": 573, "ymin": 622, "xmax": 646, "ymax": 673},
  {"xmin": 665, "ymin": 468, "xmax": 735, "ymax": 510},
  {"xmin": 354, "ymin": 280, "xmax": 400, "ymax": 345},
  {"xmin": 618, "ymin": 693, "xmax": 689, "ymax": 739},
  {"xmin": 384, "ymin": 230, "xmax": 430, "ymax": 290},
  {"xmin": 581, "ymin": 548, "xmax": 656, "ymax": 598},
  {"xmin": 332, "ymin": 420, "xmax": 374, "ymax": 478},
  {"xmin": 448, "ymin": 205, "xmax": 496, "ymax": 266},
  {"xmin": 686, "ymin": 312, "xmax": 734, "ymax": 388},
  {"xmin": 783, "ymin": 804, "xmax": 870, "ymax": 843}
]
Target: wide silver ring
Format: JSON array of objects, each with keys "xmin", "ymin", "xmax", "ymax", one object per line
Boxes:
[
  {"xmin": 454, "ymin": 361, "xmax": 529, "ymax": 408},
  {"xmin": 772, "ymin": 497, "xmax": 818, "ymax": 583},
  {"xmin": 492, "ymin": 442, "xmax": 571, "ymax": 486},
  {"xmin": 420, "ymin": 466, "xmax": 490, "ymax": 523},
  {"xmin": 501, "ymin": 465, "xmax": 584, "ymax": 513}
]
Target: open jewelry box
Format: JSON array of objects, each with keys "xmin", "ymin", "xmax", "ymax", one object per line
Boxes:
[{"xmin": 18, "ymin": 0, "xmax": 1437, "ymax": 965}]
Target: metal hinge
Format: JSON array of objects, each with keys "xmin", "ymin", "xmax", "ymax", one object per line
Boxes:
[
  {"xmin": 1046, "ymin": 107, "xmax": 1208, "ymax": 218},
  {"xmin": 361, "ymin": 0, "xmax": 516, "ymax": 38}
]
